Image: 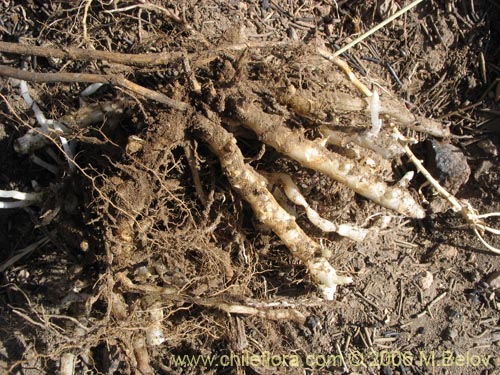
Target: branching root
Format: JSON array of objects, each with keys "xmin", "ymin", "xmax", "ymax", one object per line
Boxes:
[
  {"xmin": 263, "ymin": 172, "xmax": 369, "ymax": 242},
  {"xmin": 193, "ymin": 111, "xmax": 352, "ymax": 300},
  {"xmin": 231, "ymin": 98, "xmax": 425, "ymax": 219}
]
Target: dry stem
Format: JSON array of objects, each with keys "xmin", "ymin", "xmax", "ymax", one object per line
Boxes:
[
  {"xmin": 0, "ymin": 65, "xmax": 189, "ymax": 111},
  {"xmin": 393, "ymin": 127, "xmax": 500, "ymax": 254}
]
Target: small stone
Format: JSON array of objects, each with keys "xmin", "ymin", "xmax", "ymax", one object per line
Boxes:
[
  {"xmin": 427, "ymin": 139, "xmax": 470, "ymax": 195},
  {"xmin": 466, "ymin": 291, "xmax": 481, "ymax": 304},
  {"xmin": 446, "ymin": 307, "xmax": 461, "ymax": 320},
  {"xmin": 487, "ymin": 271, "xmax": 500, "ymax": 289},
  {"xmin": 415, "ymin": 271, "xmax": 434, "ymax": 290},
  {"xmin": 305, "ymin": 315, "xmax": 322, "ymax": 332}
]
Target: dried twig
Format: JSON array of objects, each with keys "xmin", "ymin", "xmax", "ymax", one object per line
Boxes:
[
  {"xmin": 0, "ymin": 40, "xmax": 183, "ymax": 67},
  {"xmin": 333, "ymin": 0, "xmax": 425, "ymax": 56},
  {"xmin": 0, "ymin": 65, "xmax": 189, "ymax": 111}
]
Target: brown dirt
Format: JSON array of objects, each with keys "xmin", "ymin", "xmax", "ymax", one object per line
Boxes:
[{"xmin": 1, "ymin": 1, "xmax": 500, "ymax": 374}]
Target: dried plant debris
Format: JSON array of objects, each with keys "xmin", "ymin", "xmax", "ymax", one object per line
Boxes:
[{"xmin": 0, "ymin": 1, "xmax": 499, "ymax": 374}]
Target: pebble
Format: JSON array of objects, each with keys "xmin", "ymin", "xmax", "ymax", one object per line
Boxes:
[
  {"xmin": 305, "ymin": 315, "xmax": 321, "ymax": 332},
  {"xmin": 446, "ymin": 307, "xmax": 461, "ymax": 320},
  {"xmin": 465, "ymin": 291, "xmax": 481, "ymax": 304},
  {"xmin": 427, "ymin": 139, "xmax": 471, "ymax": 195}
]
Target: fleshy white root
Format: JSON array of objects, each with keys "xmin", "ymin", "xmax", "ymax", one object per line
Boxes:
[
  {"xmin": 17, "ymin": 81, "xmax": 76, "ymax": 170},
  {"xmin": 231, "ymin": 99, "xmax": 425, "ymax": 219},
  {"xmin": 369, "ymin": 90, "xmax": 382, "ymax": 137},
  {"xmin": 0, "ymin": 189, "xmax": 42, "ymax": 209},
  {"xmin": 263, "ymin": 172, "xmax": 369, "ymax": 242},
  {"xmin": 194, "ymin": 111, "xmax": 352, "ymax": 300},
  {"xmin": 324, "ymin": 90, "xmax": 407, "ymax": 160}
]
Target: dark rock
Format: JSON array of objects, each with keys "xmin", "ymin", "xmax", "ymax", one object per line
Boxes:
[{"xmin": 427, "ymin": 139, "xmax": 471, "ymax": 195}]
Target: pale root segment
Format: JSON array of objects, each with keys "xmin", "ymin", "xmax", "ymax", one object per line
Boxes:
[
  {"xmin": 194, "ymin": 112, "xmax": 352, "ymax": 300},
  {"xmin": 263, "ymin": 172, "xmax": 369, "ymax": 242},
  {"xmin": 232, "ymin": 101, "xmax": 425, "ymax": 219},
  {"xmin": 317, "ymin": 46, "xmax": 450, "ymax": 138},
  {"xmin": 277, "ymin": 85, "xmax": 450, "ymax": 138}
]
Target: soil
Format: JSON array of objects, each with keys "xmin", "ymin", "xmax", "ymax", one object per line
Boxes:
[{"xmin": 1, "ymin": 1, "xmax": 500, "ymax": 374}]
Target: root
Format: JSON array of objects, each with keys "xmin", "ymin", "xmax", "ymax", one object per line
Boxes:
[
  {"xmin": 277, "ymin": 84, "xmax": 450, "ymax": 138},
  {"xmin": 117, "ymin": 273, "xmax": 307, "ymax": 323},
  {"xmin": 192, "ymin": 110, "xmax": 352, "ymax": 300},
  {"xmin": 262, "ymin": 172, "xmax": 369, "ymax": 242},
  {"xmin": 0, "ymin": 65, "xmax": 189, "ymax": 111},
  {"xmin": 230, "ymin": 98, "xmax": 425, "ymax": 219}
]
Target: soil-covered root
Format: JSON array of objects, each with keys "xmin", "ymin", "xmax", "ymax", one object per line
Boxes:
[
  {"xmin": 228, "ymin": 96, "xmax": 426, "ymax": 219},
  {"xmin": 277, "ymin": 84, "xmax": 450, "ymax": 138},
  {"xmin": 192, "ymin": 110, "xmax": 352, "ymax": 300}
]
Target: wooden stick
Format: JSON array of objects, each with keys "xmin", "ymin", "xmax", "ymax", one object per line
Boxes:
[
  {"xmin": 0, "ymin": 65, "xmax": 190, "ymax": 111},
  {"xmin": 0, "ymin": 41, "xmax": 183, "ymax": 67}
]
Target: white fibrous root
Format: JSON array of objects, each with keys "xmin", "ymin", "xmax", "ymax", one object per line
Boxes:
[
  {"xmin": 264, "ymin": 172, "xmax": 368, "ymax": 242},
  {"xmin": 15, "ymin": 82, "xmax": 127, "ymax": 171},
  {"xmin": 194, "ymin": 112, "xmax": 352, "ymax": 300},
  {"xmin": 80, "ymin": 82, "xmax": 104, "ymax": 97},
  {"xmin": 393, "ymin": 126, "xmax": 500, "ymax": 254},
  {"xmin": 397, "ymin": 171, "xmax": 415, "ymax": 188},
  {"xmin": 346, "ymin": 90, "xmax": 404, "ymax": 159},
  {"xmin": 31, "ymin": 154, "xmax": 59, "ymax": 175},
  {"xmin": 232, "ymin": 99, "xmax": 425, "ymax": 219},
  {"xmin": 51, "ymin": 121, "xmax": 76, "ymax": 172},
  {"xmin": 0, "ymin": 189, "xmax": 42, "ymax": 209}
]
